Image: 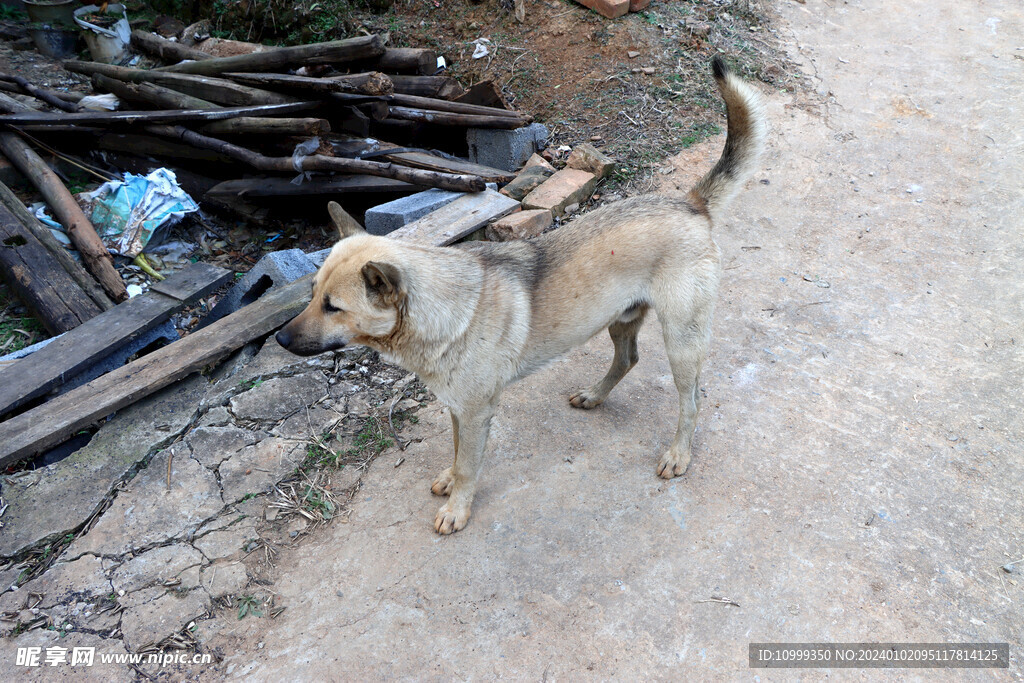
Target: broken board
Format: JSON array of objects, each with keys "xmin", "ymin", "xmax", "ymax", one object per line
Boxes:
[
  {"xmin": 387, "ymin": 190, "xmax": 520, "ymax": 246},
  {"xmin": 0, "ymin": 272, "xmax": 310, "ymax": 467},
  {"xmin": 0, "ymin": 262, "xmax": 232, "ymax": 416}
]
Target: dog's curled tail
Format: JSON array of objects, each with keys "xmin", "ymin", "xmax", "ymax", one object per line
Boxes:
[{"xmin": 689, "ymin": 56, "xmax": 767, "ymax": 220}]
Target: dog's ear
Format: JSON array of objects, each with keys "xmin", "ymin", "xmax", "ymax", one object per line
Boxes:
[
  {"xmin": 328, "ymin": 201, "xmax": 366, "ymax": 239},
  {"xmin": 361, "ymin": 261, "xmax": 404, "ymax": 307}
]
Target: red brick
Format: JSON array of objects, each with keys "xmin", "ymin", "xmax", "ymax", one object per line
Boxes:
[
  {"xmin": 522, "ymin": 169, "xmax": 598, "ymax": 217},
  {"xmin": 486, "ymin": 210, "xmax": 553, "ymax": 241},
  {"xmin": 573, "ymin": 0, "xmax": 629, "ymax": 20}
]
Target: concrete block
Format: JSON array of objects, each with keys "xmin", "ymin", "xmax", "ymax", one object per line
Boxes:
[
  {"xmin": 205, "ymin": 248, "xmax": 317, "ymax": 326},
  {"xmin": 364, "ymin": 188, "xmax": 465, "ymax": 236},
  {"xmin": 467, "ymin": 123, "xmax": 550, "ymax": 172},
  {"xmin": 574, "ymin": 0, "xmax": 629, "ymax": 19},
  {"xmin": 486, "ymin": 209, "xmax": 553, "ymax": 241},
  {"xmin": 0, "ymin": 320, "xmax": 177, "ymax": 398},
  {"xmin": 522, "ymin": 169, "xmax": 599, "ymax": 217}
]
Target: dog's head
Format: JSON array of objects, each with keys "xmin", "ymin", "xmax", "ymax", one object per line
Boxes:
[{"xmin": 276, "ymin": 202, "xmax": 405, "ymax": 357}]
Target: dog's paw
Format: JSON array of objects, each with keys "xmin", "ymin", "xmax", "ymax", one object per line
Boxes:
[
  {"xmin": 569, "ymin": 389, "xmax": 604, "ymax": 410},
  {"xmin": 656, "ymin": 448, "xmax": 691, "ymax": 479},
  {"xmin": 431, "ymin": 467, "xmax": 454, "ymax": 496},
  {"xmin": 434, "ymin": 501, "xmax": 470, "ymax": 535}
]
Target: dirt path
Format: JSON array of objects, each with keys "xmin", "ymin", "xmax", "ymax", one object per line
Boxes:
[{"xmin": 204, "ymin": 0, "xmax": 1023, "ymax": 677}]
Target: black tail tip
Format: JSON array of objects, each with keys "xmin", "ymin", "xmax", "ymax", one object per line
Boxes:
[{"xmin": 711, "ymin": 55, "xmax": 728, "ymax": 80}]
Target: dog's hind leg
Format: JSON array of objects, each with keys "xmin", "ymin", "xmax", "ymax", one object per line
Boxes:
[
  {"xmin": 434, "ymin": 401, "xmax": 497, "ymax": 534},
  {"xmin": 570, "ymin": 307, "xmax": 648, "ymax": 410},
  {"xmin": 430, "ymin": 413, "xmax": 459, "ymax": 496},
  {"xmin": 656, "ymin": 302, "xmax": 713, "ymax": 479}
]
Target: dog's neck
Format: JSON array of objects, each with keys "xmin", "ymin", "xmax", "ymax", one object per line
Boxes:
[{"xmin": 377, "ymin": 245, "xmax": 484, "ymax": 378}]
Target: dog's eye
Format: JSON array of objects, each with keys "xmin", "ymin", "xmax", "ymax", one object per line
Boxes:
[{"xmin": 323, "ymin": 297, "xmax": 342, "ymax": 314}]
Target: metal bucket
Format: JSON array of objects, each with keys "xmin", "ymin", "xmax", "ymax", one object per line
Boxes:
[{"xmin": 24, "ymin": 0, "xmax": 80, "ymax": 58}]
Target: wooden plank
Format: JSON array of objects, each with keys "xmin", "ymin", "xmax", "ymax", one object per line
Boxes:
[
  {"xmin": 206, "ymin": 175, "xmax": 420, "ymax": 199},
  {"xmin": 0, "ymin": 101, "xmax": 318, "ymax": 126},
  {"xmin": 386, "ymin": 151, "xmax": 515, "ymax": 184},
  {"xmin": 0, "ymin": 204, "xmax": 101, "ymax": 334},
  {"xmin": 0, "ymin": 271, "xmax": 308, "ymax": 466},
  {"xmin": 387, "ymin": 190, "xmax": 520, "ymax": 245},
  {"xmin": 0, "ymin": 263, "xmax": 232, "ymax": 417}
]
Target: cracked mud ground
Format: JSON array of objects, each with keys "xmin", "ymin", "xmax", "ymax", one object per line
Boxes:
[{"xmin": 2, "ymin": 0, "xmax": 1023, "ymax": 678}]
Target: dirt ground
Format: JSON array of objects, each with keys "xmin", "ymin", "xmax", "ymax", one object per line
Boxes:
[
  {"xmin": 189, "ymin": 0, "xmax": 1022, "ymax": 678},
  {"xmin": 1, "ymin": 0, "xmax": 1022, "ymax": 677}
]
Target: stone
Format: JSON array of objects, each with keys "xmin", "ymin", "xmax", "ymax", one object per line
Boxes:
[
  {"xmin": 574, "ymin": 0, "xmax": 629, "ymax": 19},
  {"xmin": 566, "ymin": 142, "xmax": 617, "ymax": 178},
  {"xmin": 186, "ymin": 426, "xmax": 263, "ymax": 468},
  {"xmin": 684, "ymin": 17, "xmax": 712, "ymax": 37},
  {"xmin": 67, "ymin": 443, "xmax": 224, "ymax": 557},
  {"xmin": 467, "ymin": 123, "xmax": 549, "ymax": 172},
  {"xmin": 0, "ymin": 374, "xmax": 208, "ymax": 559},
  {"xmin": 0, "ymin": 556, "xmax": 109, "ymax": 617},
  {"xmin": 521, "ymin": 169, "xmax": 599, "ymax": 217},
  {"xmin": 523, "ymin": 153, "xmax": 555, "ymax": 173},
  {"xmin": 270, "ymin": 405, "xmax": 345, "ymax": 440},
  {"xmin": 199, "ymin": 562, "xmax": 248, "ymax": 598},
  {"xmin": 193, "ymin": 516, "xmax": 259, "ymax": 560},
  {"xmin": 219, "ymin": 438, "xmax": 304, "ymax": 504},
  {"xmin": 120, "ymin": 586, "xmax": 210, "ymax": 651},
  {"xmin": 205, "ymin": 249, "xmax": 317, "ymax": 326},
  {"xmin": 229, "ymin": 373, "xmax": 329, "ymax": 424},
  {"xmin": 199, "ymin": 405, "xmax": 233, "ymax": 427},
  {"xmin": 486, "ymin": 209, "xmax": 553, "ymax": 241},
  {"xmin": 499, "ymin": 165, "xmax": 554, "ymax": 201},
  {"xmin": 110, "ymin": 544, "xmax": 207, "ymax": 594}
]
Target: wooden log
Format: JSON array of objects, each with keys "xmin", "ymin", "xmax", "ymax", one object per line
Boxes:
[
  {"xmin": 0, "ymin": 125, "xmax": 127, "ymax": 302},
  {"xmin": 0, "ymin": 181, "xmax": 113, "ymax": 312},
  {"xmin": 332, "ymin": 105, "xmax": 371, "ymax": 137},
  {"xmin": 64, "ymin": 61, "xmax": 298, "ymax": 107},
  {"xmin": 387, "ymin": 189, "xmax": 520, "ymax": 245},
  {"xmin": 130, "ymin": 29, "xmax": 213, "ymax": 64},
  {"xmin": 387, "ymin": 106, "xmax": 526, "ymax": 129},
  {"xmin": 0, "ymin": 262, "xmax": 232, "ymax": 416},
  {"xmin": 147, "ymin": 125, "xmax": 487, "ymax": 192},
  {"xmin": 0, "ymin": 82, "xmax": 84, "ymax": 104},
  {"xmin": 197, "ymin": 117, "xmax": 331, "ymax": 137},
  {"xmin": 206, "ymin": 175, "xmax": 420, "ymax": 199},
  {"xmin": 0, "ymin": 101, "xmax": 319, "ymax": 127},
  {"xmin": 225, "ymin": 71, "xmax": 393, "ymax": 96},
  {"xmin": 95, "ymin": 133, "xmax": 238, "ymax": 164},
  {"xmin": 156, "ymin": 35, "xmax": 386, "ymax": 76},
  {"xmin": 455, "ymin": 80, "xmax": 511, "ymax": 110},
  {"xmin": 0, "ymin": 203, "xmax": 102, "ymax": 334},
  {"xmin": 0, "ymin": 73, "xmax": 80, "ymax": 112},
  {"xmin": 92, "ymin": 74, "xmax": 218, "ymax": 110},
  {"xmin": 389, "ymin": 93, "xmax": 527, "ymax": 120},
  {"xmin": 0, "ymin": 272, "xmax": 312, "ymax": 466},
  {"xmin": 389, "ymin": 75, "xmax": 465, "ymax": 100},
  {"xmin": 376, "ymin": 48, "xmax": 437, "ymax": 75}
]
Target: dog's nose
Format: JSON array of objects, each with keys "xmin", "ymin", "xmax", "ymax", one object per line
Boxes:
[{"xmin": 275, "ymin": 328, "xmax": 292, "ymax": 349}]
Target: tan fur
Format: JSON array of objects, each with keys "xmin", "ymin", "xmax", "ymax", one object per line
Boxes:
[{"xmin": 277, "ymin": 59, "xmax": 766, "ymax": 534}]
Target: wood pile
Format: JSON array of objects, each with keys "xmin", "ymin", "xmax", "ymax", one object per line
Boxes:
[
  {"xmin": 0, "ymin": 31, "xmax": 529, "ymax": 338},
  {"xmin": 0, "ymin": 32, "xmax": 536, "ymax": 464}
]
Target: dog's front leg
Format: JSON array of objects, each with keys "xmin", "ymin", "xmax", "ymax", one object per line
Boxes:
[{"xmin": 433, "ymin": 402, "xmax": 495, "ymax": 535}]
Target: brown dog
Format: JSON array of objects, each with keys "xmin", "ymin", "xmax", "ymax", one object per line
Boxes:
[{"xmin": 276, "ymin": 57, "xmax": 766, "ymax": 534}]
